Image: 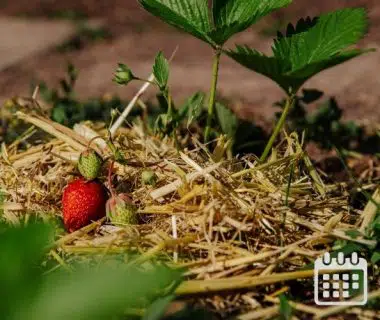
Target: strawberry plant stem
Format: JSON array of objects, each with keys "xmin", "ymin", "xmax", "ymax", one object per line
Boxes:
[
  {"xmin": 204, "ymin": 49, "xmax": 221, "ymax": 142},
  {"xmin": 260, "ymin": 95, "xmax": 295, "ymax": 163}
]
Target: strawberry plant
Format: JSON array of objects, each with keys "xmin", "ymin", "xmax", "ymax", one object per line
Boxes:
[
  {"xmin": 227, "ymin": 8, "xmax": 372, "ymax": 161},
  {"xmin": 136, "ymin": 1, "xmax": 372, "ymax": 159},
  {"xmin": 137, "ymin": 0, "xmax": 292, "ymax": 142}
]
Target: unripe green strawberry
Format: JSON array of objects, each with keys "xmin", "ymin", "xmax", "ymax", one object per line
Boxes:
[
  {"xmin": 78, "ymin": 149, "xmax": 103, "ymax": 180},
  {"xmin": 106, "ymin": 193, "xmax": 138, "ymax": 226},
  {"xmin": 113, "ymin": 63, "xmax": 135, "ymax": 85},
  {"xmin": 141, "ymin": 170, "xmax": 158, "ymax": 187}
]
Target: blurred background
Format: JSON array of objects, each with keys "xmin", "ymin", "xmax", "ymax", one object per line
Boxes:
[{"xmin": 0, "ymin": 0, "xmax": 379, "ymax": 126}]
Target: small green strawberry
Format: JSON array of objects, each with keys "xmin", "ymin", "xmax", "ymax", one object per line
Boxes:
[
  {"xmin": 113, "ymin": 63, "xmax": 136, "ymax": 85},
  {"xmin": 106, "ymin": 193, "xmax": 138, "ymax": 226},
  {"xmin": 141, "ymin": 170, "xmax": 158, "ymax": 187},
  {"xmin": 78, "ymin": 149, "xmax": 103, "ymax": 180}
]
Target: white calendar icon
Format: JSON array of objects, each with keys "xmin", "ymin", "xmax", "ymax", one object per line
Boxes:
[{"xmin": 314, "ymin": 252, "xmax": 367, "ymax": 306}]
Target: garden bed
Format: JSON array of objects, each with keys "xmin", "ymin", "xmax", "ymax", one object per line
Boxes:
[{"xmin": 0, "ymin": 110, "xmax": 379, "ymax": 319}]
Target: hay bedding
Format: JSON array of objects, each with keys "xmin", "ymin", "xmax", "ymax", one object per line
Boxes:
[{"xmin": 0, "ymin": 110, "xmax": 379, "ymax": 319}]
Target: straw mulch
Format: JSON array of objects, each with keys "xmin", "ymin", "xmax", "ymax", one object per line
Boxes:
[{"xmin": 0, "ymin": 110, "xmax": 379, "ymax": 319}]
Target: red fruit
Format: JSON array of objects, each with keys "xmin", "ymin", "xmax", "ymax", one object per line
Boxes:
[{"xmin": 62, "ymin": 178, "xmax": 108, "ymax": 232}]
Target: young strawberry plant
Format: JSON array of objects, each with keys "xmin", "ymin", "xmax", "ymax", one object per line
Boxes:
[
  {"xmin": 137, "ymin": 0, "xmax": 292, "ymax": 142},
  {"xmin": 114, "ymin": 52, "xmax": 206, "ymax": 140},
  {"xmin": 227, "ymin": 8, "xmax": 372, "ymax": 161}
]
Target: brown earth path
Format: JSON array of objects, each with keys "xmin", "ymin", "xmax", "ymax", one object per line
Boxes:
[{"xmin": 0, "ymin": 0, "xmax": 379, "ymax": 125}]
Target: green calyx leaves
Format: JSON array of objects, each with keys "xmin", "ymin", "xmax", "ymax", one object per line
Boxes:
[
  {"xmin": 113, "ymin": 63, "xmax": 136, "ymax": 85},
  {"xmin": 137, "ymin": 0, "xmax": 292, "ymax": 47},
  {"xmin": 227, "ymin": 8, "xmax": 373, "ymax": 94}
]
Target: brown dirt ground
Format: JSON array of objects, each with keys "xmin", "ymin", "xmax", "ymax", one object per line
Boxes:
[{"xmin": 0, "ymin": 0, "xmax": 380, "ymax": 126}]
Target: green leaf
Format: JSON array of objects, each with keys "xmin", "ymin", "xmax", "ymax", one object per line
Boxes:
[
  {"xmin": 345, "ymin": 229, "xmax": 363, "ymax": 239},
  {"xmin": 139, "ymin": 0, "xmax": 291, "ymax": 46},
  {"xmin": 0, "ymin": 222, "xmax": 183, "ymax": 320},
  {"xmin": 371, "ymin": 251, "xmax": 380, "ymax": 264},
  {"xmin": 0, "ymin": 190, "xmax": 5, "ymax": 217},
  {"xmin": 13, "ymin": 265, "xmax": 181, "ymax": 320},
  {"xmin": 67, "ymin": 63, "xmax": 78, "ymax": 83},
  {"xmin": 228, "ymin": 8, "xmax": 372, "ymax": 93},
  {"xmin": 300, "ymin": 88, "xmax": 323, "ymax": 104},
  {"xmin": 138, "ymin": 0, "xmax": 213, "ymax": 45},
  {"xmin": 51, "ymin": 107, "xmax": 69, "ymax": 125},
  {"xmin": 276, "ymin": 8, "xmax": 368, "ymax": 70},
  {"xmin": 142, "ymin": 295, "xmax": 175, "ymax": 320},
  {"xmin": 153, "ymin": 51, "xmax": 170, "ymax": 90},
  {"xmin": 0, "ymin": 222, "xmax": 54, "ymax": 316},
  {"xmin": 278, "ymin": 294, "xmax": 292, "ymax": 320},
  {"xmin": 226, "ymin": 45, "xmax": 291, "ymax": 91},
  {"xmin": 177, "ymin": 92, "xmax": 205, "ymax": 126},
  {"xmin": 277, "ymin": 17, "xmax": 318, "ymax": 39},
  {"xmin": 211, "ymin": 0, "xmax": 292, "ymax": 45},
  {"xmin": 215, "ymin": 102, "xmax": 238, "ymax": 138}
]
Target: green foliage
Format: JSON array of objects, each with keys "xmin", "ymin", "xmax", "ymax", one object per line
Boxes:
[
  {"xmin": 278, "ymin": 294, "xmax": 292, "ymax": 320},
  {"xmin": 370, "ymin": 251, "xmax": 380, "ymax": 264},
  {"xmin": 0, "ymin": 222, "xmax": 181, "ymax": 320},
  {"xmin": 179, "ymin": 91, "xmax": 204, "ymax": 127},
  {"xmin": 143, "ymin": 92, "xmax": 266, "ymax": 154},
  {"xmin": 214, "ymin": 102, "xmax": 267, "ymax": 154},
  {"xmin": 152, "ymin": 92, "xmax": 205, "ymax": 136},
  {"xmin": 138, "ymin": 0, "xmax": 291, "ymax": 46},
  {"xmin": 228, "ymin": 8, "xmax": 371, "ymax": 94},
  {"xmin": 142, "ymin": 295, "xmax": 174, "ymax": 320},
  {"xmin": 332, "ymin": 186, "xmax": 379, "ymax": 272},
  {"xmin": 0, "ymin": 190, "xmax": 5, "ymax": 218},
  {"xmin": 38, "ymin": 63, "xmax": 137, "ymax": 127},
  {"xmin": 211, "ymin": 0, "xmax": 292, "ymax": 45},
  {"xmin": 137, "ymin": 0, "xmax": 292, "ymax": 143},
  {"xmin": 215, "ymin": 102, "xmax": 238, "ymax": 139},
  {"xmin": 274, "ymin": 89, "xmax": 364, "ymax": 150},
  {"xmin": 57, "ymin": 23, "xmax": 111, "ymax": 52},
  {"xmin": 153, "ymin": 52, "xmax": 170, "ymax": 91},
  {"xmin": 138, "ymin": 0, "xmax": 212, "ymax": 45},
  {"xmin": 269, "ymin": 88, "xmax": 380, "ymax": 155}
]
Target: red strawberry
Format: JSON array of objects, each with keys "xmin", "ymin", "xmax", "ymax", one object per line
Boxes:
[{"xmin": 62, "ymin": 178, "xmax": 108, "ymax": 232}]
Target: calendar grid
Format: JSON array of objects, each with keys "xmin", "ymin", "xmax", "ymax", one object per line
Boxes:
[{"xmin": 314, "ymin": 252, "xmax": 367, "ymax": 306}]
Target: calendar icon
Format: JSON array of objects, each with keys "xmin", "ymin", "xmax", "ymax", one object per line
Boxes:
[{"xmin": 314, "ymin": 252, "xmax": 367, "ymax": 306}]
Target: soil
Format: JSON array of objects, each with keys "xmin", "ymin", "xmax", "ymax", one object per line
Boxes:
[{"xmin": 0, "ymin": 0, "xmax": 379, "ymax": 126}]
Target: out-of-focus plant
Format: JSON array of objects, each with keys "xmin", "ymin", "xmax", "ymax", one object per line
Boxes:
[
  {"xmin": 37, "ymin": 63, "xmax": 137, "ymax": 127},
  {"xmin": 274, "ymin": 89, "xmax": 364, "ymax": 150},
  {"xmin": 0, "ymin": 222, "xmax": 182, "ymax": 320}
]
